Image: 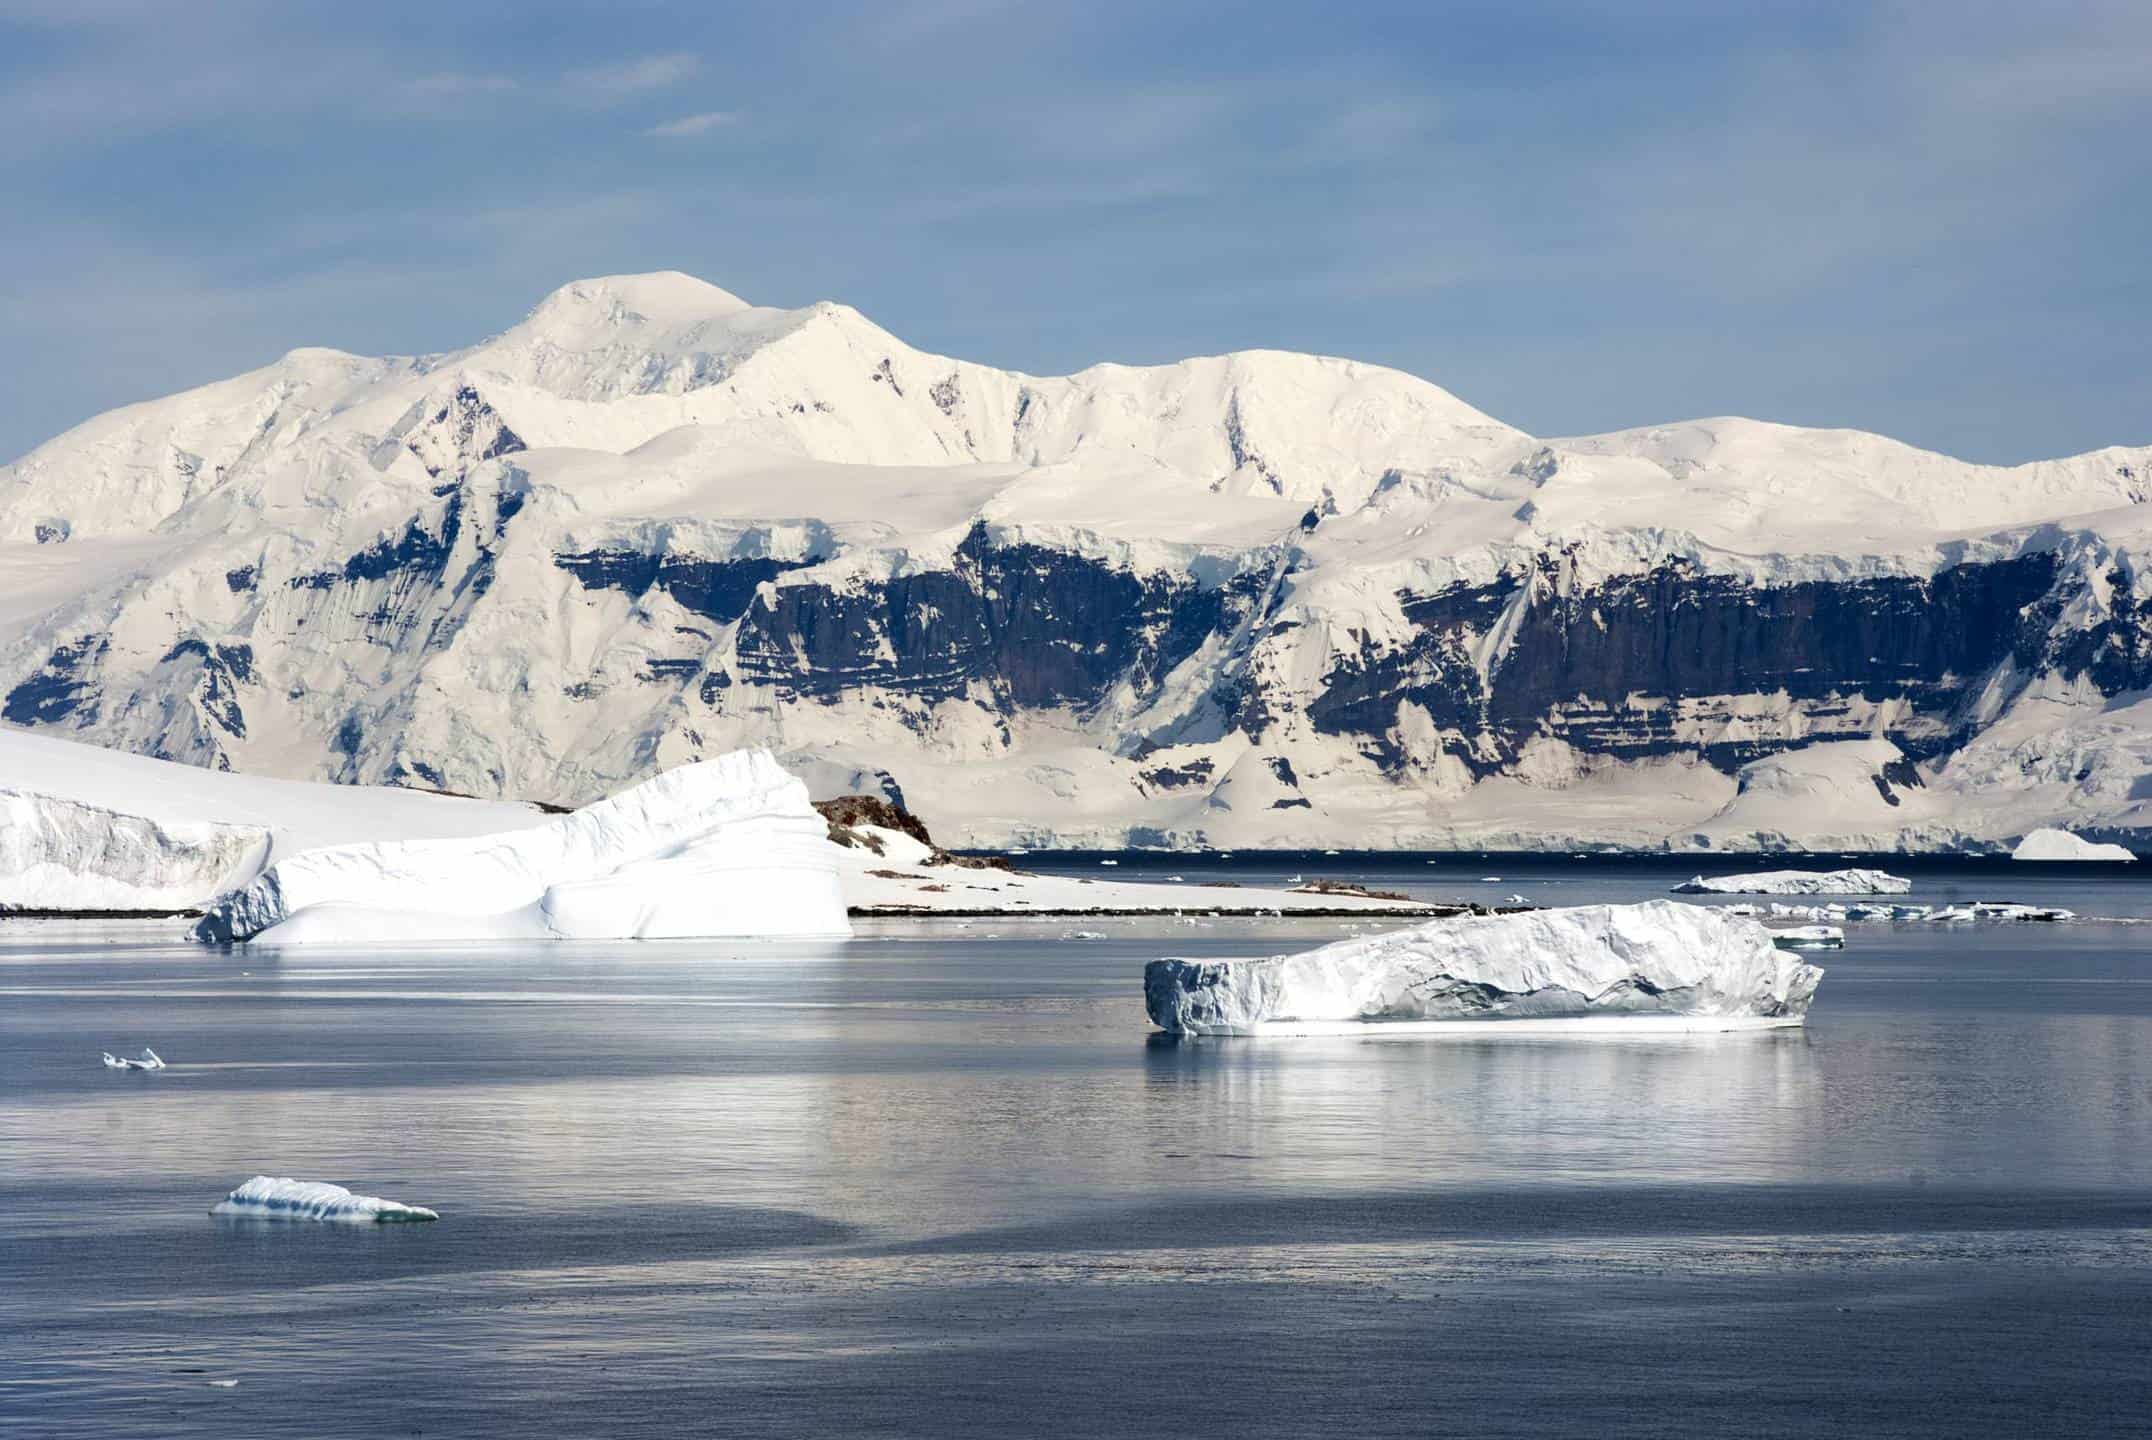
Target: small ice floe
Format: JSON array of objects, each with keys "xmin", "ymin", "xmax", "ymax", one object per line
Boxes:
[
  {"xmin": 1506, "ymin": 893, "xmax": 1531, "ymax": 905},
  {"xmin": 1771, "ymin": 925, "xmax": 1845, "ymax": 949},
  {"xmin": 1480, "ymin": 876, "xmax": 1502, "ymax": 882},
  {"xmin": 1674, "ymin": 868, "xmax": 1910, "ymax": 896},
  {"xmin": 211, "ymin": 1176, "xmax": 439, "ymax": 1223},
  {"xmin": 1062, "ymin": 929, "xmax": 1107, "ymax": 940},
  {"xmin": 207, "ymin": 1380, "xmax": 239, "ymax": 1389},
  {"xmin": 102, "ymin": 1048, "xmax": 165, "ymax": 1071},
  {"xmin": 1100, "ymin": 859, "xmax": 1118, "ymax": 866}
]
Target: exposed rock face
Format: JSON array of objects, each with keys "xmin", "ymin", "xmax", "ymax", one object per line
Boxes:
[{"xmin": 3, "ymin": 271, "xmax": 2151, "ymax": 850}]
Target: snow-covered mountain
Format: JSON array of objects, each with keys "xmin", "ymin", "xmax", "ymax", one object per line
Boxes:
[{"xmin": 3, "ymin": 270, "xmax": 2148, "ymax": 851}]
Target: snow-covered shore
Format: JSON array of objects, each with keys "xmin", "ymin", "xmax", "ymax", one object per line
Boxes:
[{"xmin": 0, "ymin": 732, "xmax": 1442, "ymax": 935}]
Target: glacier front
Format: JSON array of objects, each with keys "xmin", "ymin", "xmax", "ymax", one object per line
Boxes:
[
  {"xmin": 195, "ymin": 748, "xmax": 850, "ymax": 943},
  {"xmin": 1144, "ymin": 901, "xmax": 1824, "ymax": 1036}
]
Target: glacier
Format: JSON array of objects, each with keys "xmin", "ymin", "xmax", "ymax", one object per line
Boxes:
[
  {"xmin": 2011, "ymin": 828, "xmax": 2137, "ymax": 862},
  {"xmin": 2, "ymin": 270, "xmax": 2151, "ymax": 851},
  {"xmin": 210, "ymin": 1176, "xmax": 438, "ymax": 1223},
  {"xmin": 0, "ymin": 729, "xmax": 1439, "ymax": 925},
  {"xmin": 1672, "ymin": 869, "xmax": 1913, "ymax": 896},
  {"xmin": 196, "ymin": 748, "xmax": 850, "ymax": 943},
  {"xmin": 1144, "ymin": 901, "xmax": 1824, "ymax": 1035}
]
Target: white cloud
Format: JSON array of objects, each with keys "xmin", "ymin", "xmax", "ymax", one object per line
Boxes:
[
  {"xmin": 566, "ymin": 52, "xmax": 700, "ymax": 97},
  {"xmin": 645, "ymin": 110, "xmax": 735, "ymax": 138}
]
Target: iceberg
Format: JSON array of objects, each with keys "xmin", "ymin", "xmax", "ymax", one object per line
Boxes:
[
  {"xmin": 2011, "ymin": 828, "xmax": 2137, "ymax": 862},
  {"xmin": 210, "ymin": 1176, "xmax": 438, "ymax": 1223},
  {"xmin": 1145, "ymin": 900, "xmax": 1824, "ymax": 1036},
  {"xmin": 100, "ymin": 1047, "xmax": 164, "ymax": 1070},
  {"xmin": 1770, "ymin": 925, "xmax": 1844, "ymax": 949},
  {"xmin": 1, "ymin": 789, "xmax": 266, "ymax": 914},
  {"xmin": 196, "ymin": 749, "xmax": 850, "ymax": 944},
  {"xmin": 1672, "ymin": 868, "xmax": 1911, "ymax": 896}
]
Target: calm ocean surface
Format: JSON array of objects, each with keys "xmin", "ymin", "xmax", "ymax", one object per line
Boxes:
[{"xmin": 4, "ymin": 857, "xmax": 2150, "ymax": 1437}]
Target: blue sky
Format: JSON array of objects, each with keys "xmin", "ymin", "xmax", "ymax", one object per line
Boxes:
[{"xmin": 2, "ymin": 0, "xmax": 2146, "ymax": 464}]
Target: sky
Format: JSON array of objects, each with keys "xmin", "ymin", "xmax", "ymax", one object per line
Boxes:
[{"xmin": 1, "ymin": 0, "xmax": 2147, "ymax": 465}]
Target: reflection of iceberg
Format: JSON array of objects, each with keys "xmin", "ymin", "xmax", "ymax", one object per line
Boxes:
[
  {"xmin": 195, "ymin": 750, "xmax": 850, "ymax": 944},
  {"xmin": 101, "ymin": 1047, "xmax": 164, "ymax": 1070},
  {"xmin": 1145, "ymin": 901, "xmax": 1824, "ymax": 1036},
  {"xmin": 1674, "ymin": 869, "xmax": 1910, "ymax": 896},
  {"xmin": 210, "ymin": 1176, "xmax": 439, "ymax": 1223}
]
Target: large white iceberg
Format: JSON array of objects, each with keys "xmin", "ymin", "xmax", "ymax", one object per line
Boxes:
[
  {"xmin": 196, "ymin": 749, "xmax": 850, "ymax": 943},
  {"xmin": 2011, "ymin": 828, "xmax": 2136, "ymax": 862},
  {"xmin": 210, "ymin": 1176, "xmax": 438, "ymax": 1223},
  {"xmin": 1672, "ymin": 868, "xmax": 1911, "ymax": 896},
  {"xmin": 1145, "ymin": 901, "xmax": 1824, "ymax": 1036},
  {"xmin": 0, "ymin": 789, "xmax": 267, "ymax": 913}
]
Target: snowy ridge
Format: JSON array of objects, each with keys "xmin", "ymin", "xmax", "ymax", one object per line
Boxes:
[
  {"xmin": 3, "ymin": 271, "xmax": 2151, "ymax": 850},
  {"xmin": 1145, "ymin": 901, "xmax": 1824, "ymax": 1035}
]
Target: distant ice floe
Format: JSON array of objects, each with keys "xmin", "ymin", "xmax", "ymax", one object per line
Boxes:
[
  {"xmin": 1770, "ymin": 925, "xmax": 1844, "ymax": 949},
  {"xmin": 210, "ymin": 1176, "xmax": 439, "ymax": 1223},
  {"xmin": 1145, "ymin": 900, "xmax": 1822, "ymax": 1036},
  {"xmin": 2012, "ymin": 828, "xmax": 2137, "ymax": 862},
  {"xmin": 100, "ymin": 1047, "xmax": 164, "ymax": 1070},
  {"xmin": 1674, "ymin": 868, "xmax": 1912, "ymax": 896},
  {"xmin": 195, "ymin": 749, "xmax": 849, "ymax": 944},
  {"xmin": 1753, "ymin": 900, "xmax": 2073, "ymax": 924}
]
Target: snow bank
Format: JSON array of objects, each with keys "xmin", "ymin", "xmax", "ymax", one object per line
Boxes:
[
  {"xmin": 210, "ymin": 1176, "xmax": 438, "ymax": 1223},
  {"xmin": 196, "ymin": 749, "xmax": 850, "ymax": 943},
  {"xmin": 1672, "ymin": 868, "xmax": 1911, "ymax": 896},
  {"xmin": 2011, "ymin": 828, "xmax": 2136, "ymax": 862},
  {"xmin": 0, "ymin": 789, "xmax": 265, "ymax": 913},
  {"xmin": 1145, "ymin": 901, "xmax": 1823, "ymax": 1035}
]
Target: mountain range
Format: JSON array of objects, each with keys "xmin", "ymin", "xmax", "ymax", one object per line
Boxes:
[{"xmin": 3, "ymin": 270, "xmax": 2147, "ymax": 850}]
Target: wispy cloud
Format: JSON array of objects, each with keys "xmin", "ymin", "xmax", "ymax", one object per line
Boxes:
[
  {"xmin": 644, "ymin": 110, "xmax": 735, "ymax": 138},
  {"xmin": 566, "ymin": 52, "xmax": 700, "ymax": 98}
]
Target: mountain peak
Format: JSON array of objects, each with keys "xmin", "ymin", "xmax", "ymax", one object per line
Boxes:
[{"xmin": 522, "ymin": 271, "xmax": 758, "ymax": 329}]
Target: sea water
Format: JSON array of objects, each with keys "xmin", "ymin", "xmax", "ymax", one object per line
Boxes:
[{"xmin": 2, "ymin": 860, "xmax": 2149, "ymax": 1437}]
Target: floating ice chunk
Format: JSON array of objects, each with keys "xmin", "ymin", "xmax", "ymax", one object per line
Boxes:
[
  {"xmin": 1673, "ymin": 868, "xmax": 1911, "ymax": 896},
  {"xmin": 101, "ymin": 1047, "xmax": 164, "ymax": 1070},
  {"xmin": 1146, "ymin": 900, "xmax": 1823, "ymax": 1035},
  {"xmin": 1771, "ymin": 925, "xmax": 1844, "ymax": 949},
  {"xmin": 210, "ymin": 1176, "xmax": 439, "ymax": 1223},
  {"xmin": 196, "ymin": 750, "xmax": 849, "ymax": 944},
  {"xmin": 2011, "ymin": 829, "xmax": 2136, "ymax": 862}
]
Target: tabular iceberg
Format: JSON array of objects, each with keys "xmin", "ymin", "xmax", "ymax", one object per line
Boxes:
[
  {"xmin": 195, "ymin": 749, "xmax": 850, "ymax": 943},
  {"xmin": 1145, "ymin": 901, "xmax": 1824, "ymax": 1036},
  {"xmin": 211, "ymin": 1176, "xmax": 438, "ymax": 1223},
  {"xmin": 1672, "ymin": 868, "xmax": 1912, "ymax": 896},
  {"xmin": 2011, "ymin": 828, "xmax": 2137, "ymax": 862}
]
